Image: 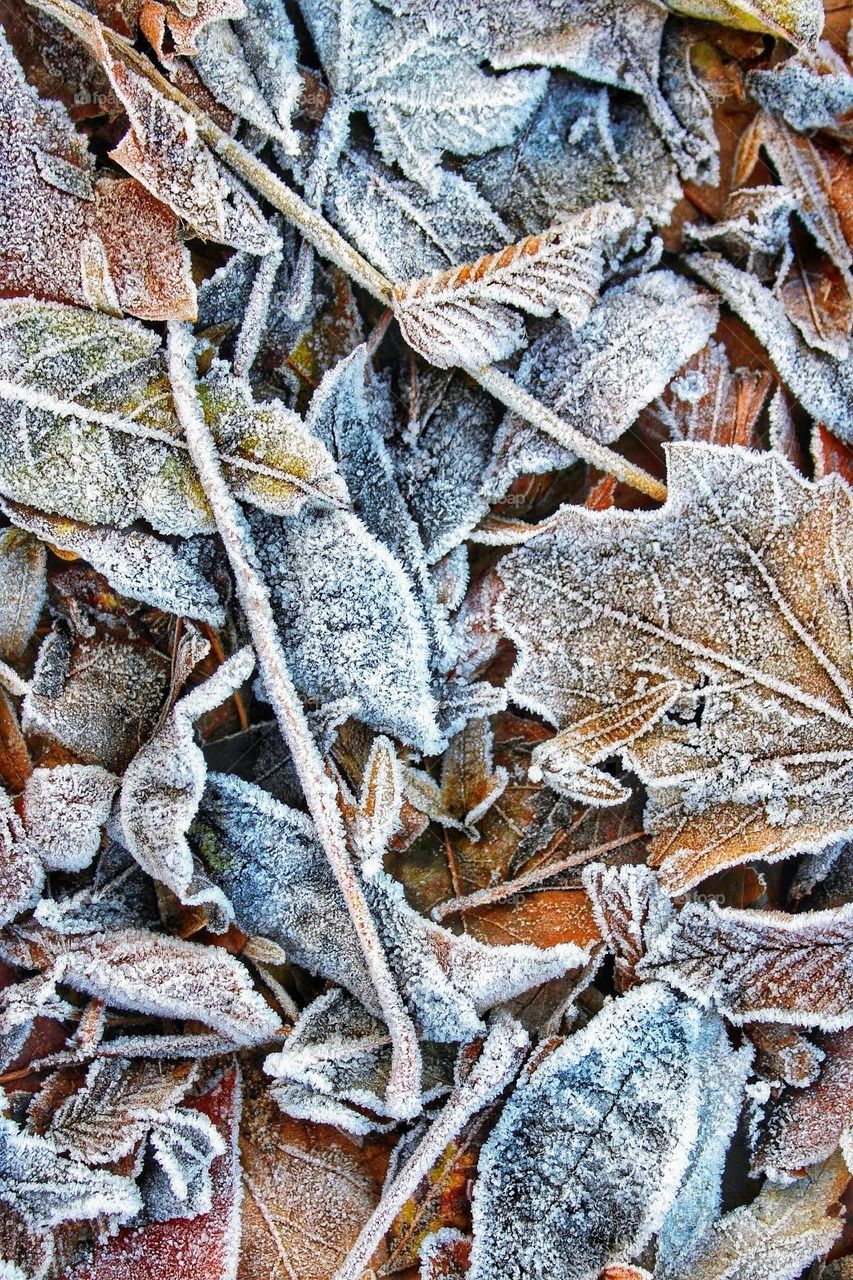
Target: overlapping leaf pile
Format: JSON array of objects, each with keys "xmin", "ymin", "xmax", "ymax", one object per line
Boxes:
[{"xmin": 0, "ymin": 0, "xmax": 852, "ymax": 1277}]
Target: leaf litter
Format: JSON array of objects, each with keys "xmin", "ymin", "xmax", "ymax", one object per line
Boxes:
[{"xmin": 0, "ymin": 0, "xmax": 851, "ymax": 1278}]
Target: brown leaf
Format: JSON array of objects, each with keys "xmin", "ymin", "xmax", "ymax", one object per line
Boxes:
[
  {"xmin": 239, "ymin": 1078, "xmax": 390, "ymax": 1280},
  {"xmin": 639, "ymin": 899, "xmax": 853, "ymax": 1029},
  {"xmin": 0, "ymin": 29, "xmax": 195, "ymax": 320},
  {"xmin": 496, "ymin": 444, "xmax": 853, "ymax": 893},
  {"xmin": 752, "ymin": 1027, "xmax": 853, "ymax": 1175}
]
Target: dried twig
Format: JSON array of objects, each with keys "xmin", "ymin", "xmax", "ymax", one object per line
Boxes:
[{"xmin": 166, "ymin": 321, "xmax": 423, "ymax": 1119}]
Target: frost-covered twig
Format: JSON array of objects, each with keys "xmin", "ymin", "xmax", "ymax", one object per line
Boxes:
[
  {"xmin": 431, "ymin": 830, "xmax": 646, "ymax": 922},
  {"xmin": 32, "ymin": 0, "xmax": 668, "ymax": 503},
  {"xmin": 166, "ymin": 321, "xmax": 422, "ymax": 1119},
  {"xmin": 334, "ymin": 1014, "xmax": 529, "ymax": 1280}
]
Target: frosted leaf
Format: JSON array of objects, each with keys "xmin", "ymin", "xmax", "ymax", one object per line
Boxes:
[
  {"xmin": 419, "ymin": 1228, "xmax": 470, "ymax": 1280},
  {"xmin": 0, "ymin": 789, "xmax": 42, "ymax": 928},
  {"xmin": 197, "ymin": 772, "xmax": 377, "ymax": 1006},
  {"xmin": 0, "ymin": 28, "xmax": 195, "ymax": 322},
  {"xmin": 193, "ymin": 0, "xmax": 301, "ymax": 154},
  {"xmin": 264, "ymin": 987, "xmax": 452, "ymax": 1133},
  {"xmin": 744, "ymin": 111, "xmax": 852, "ymax": 285},
  {"xmin": 391, "ymin": 203, "xmax": 635, "ymax": 370},
  {"xmin": 22, "ymin": 630, "xmax": 169, "ymax": 771},
  {"xmin": 23, "ymin": 765, "xmax": 118, "ymax": 873},
  {"xmin": 46, "ymin": 3, "xmax": 274, "ymax": 254},
  {"xmin": 0, "ymin": 299, "xmax": 347, "ymax": 536},
  {"xmin": 1, "ymin": 501, "xmax": 224, "ymax": 626},
  {"xmin": 486, "ymin": 272, "xmax": 718, "ymax": 498},
  {"xmin": 388, "ymin": 0, "xmax": 700, "ymax": 176},
  {"xmin": 687, "ymin": 255, "xmax": 853, "ymax": 441},
  {"xmin": 465, "ymin": 75, "xmax": 682, "ymax": 237},
  {"xmin": 684, "ymin": 186, "xmax": 795, "ymax": 281},
  {"xmin": 119, "ymin": 646, "xmax": 255, "ymax": 926},
  {"xmin": 66, "ymin": 1067, "xmax": 242, "ymax": 1280},
  {"xmin": 748, "ymin": 45, "xmax": 853, "ymax": 139},
  {"xmin": 469, "ymin": 983, "xmax": 728, "ymax": 1280},
  {"xmin": 360, "ymin": 856, "xmax": 593, "ymax": 1041},
  {"xmin": 393, "ymin": 377, "xmax": 498, "ymax": 563},
  {"xmin": 639, "ymin": 900, "xmax": 853, "ymax": 1030},
  {"xmin": 0, "ymin": 922, "xmax": 282, "ymax": 1045},
  {"xmin": 251, "ymin": 508, "xmax": 442, "ymax": 752},
  {"xmin": 682, "ymin": 1151, "xmax": 848, "ymax": 1280},
  {"xmin": 328, "ymin": 147, "xmax": 509, "ymax": 281},
  {"xmin": 0, "ymin": 531, "xmax": 45, "ymax": 664},
  {"xmin": 0, "ymin": 1201, "xmax": 52, "ymax": 1280},
  {"xmin": 199, "ymin": 771, "xmax": 591, "ymax": 1039},
  {"xmin": 582, "ymin": 863, "xmax": 672, "ymax": 992},
  {"xmin": 746, "ymin": 1022, "xmax": 824, "ymax": 1088},
  {"xmin": 305, "ymin": 346, "xmax": 451, "ymax": 673},
  {"xmin": 239, "ymin": 1078, "xmax": 383, "ymax": 1280},
  {"xmin": 404, "ymin": 718, "xmax": 507, "ymax": 835},
  {"xmin": 653, "ymin": 1015, "xmax": 753, "ymax": 1278},
  {"xmin": 637, "ymin": 339, "xmax": 773, "ymax": 450},
  {"xmin": 659, "ymin": 22, "xmax": 719, "ymax": 187},
  {"xmin": 496, "ymin": 443, "xmax": 853, "ymax": 893},
  {"xmin": 752, "ymin": 1028, "xmax": 853, "ymax": 1177},
  {"xmin": 663, "ymin": 0, "xmax": 822, "ymax": 46},
  {"xmin": 301, "ymin": 0, "xmax": 547, "ymax": 193},
  {"xmin": 136, "ymin": 0, "xmax": 247, "ymax": 58},
  {"xmin": 141, "ymin": 1107, "xmax": 226, "ymax": 1221},
  {"xmin": 0, "ymin": 1105, "xmax": 140, "ymax": 1230},
  {"xmin": 44, "ymin": 1058, "xmax": 198, "ymax": 1165}
]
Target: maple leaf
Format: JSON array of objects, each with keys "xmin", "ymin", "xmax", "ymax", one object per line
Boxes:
[
  {"xmin": 390, "ymin": 203, "xmax": 634, "ymax": 370},
  {"xmin": 640, "ymin": 899, "xmax": 853, "ymax": 1029},
  {"xmin": 469, "ymin": 983, "xmax": 749, "ymax": 1280},
  {"xmin": 496, "ymin": 443, "xmax": 853, "ymax": 892},
  {"xmin": 0, "ymin": 300, "xmax": 347, "ymax": 537},
  {"xmin": 0, "ymin": 26, "xmax": 195, "ymax": 321}
]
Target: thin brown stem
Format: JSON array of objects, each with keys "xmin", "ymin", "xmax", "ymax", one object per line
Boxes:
[
  {"xmin": 431, "ymin": 831, "xmax": 645, "ymax": 922},
  {"xmin": 166, "ymin": 322, "xmax": 422, "ymax": 1119}
]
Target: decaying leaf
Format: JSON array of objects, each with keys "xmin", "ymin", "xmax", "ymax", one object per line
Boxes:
[
  {"xmin": 497, "ymin": 443, "xmax": 853, "ymax": 892},
  {"xmin": 0, "ymin": 26, "xmax": 195, "ymax": 321},
  {"xmin": 640, "ymin": 899, "xmax": 853, "ymax": 1029}
]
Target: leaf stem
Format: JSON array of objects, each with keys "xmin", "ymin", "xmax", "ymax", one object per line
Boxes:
[
  {"xmin": 30, "ymin": 0, "xmax": 668, "ymax": 503},
  {"xmin": 333, "ymin": 1015, "xmax": 528, "ymax": 1280},
  {"xmin": 166, "ymin": 321, "xmax": 422, "ymax": 1119}
]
